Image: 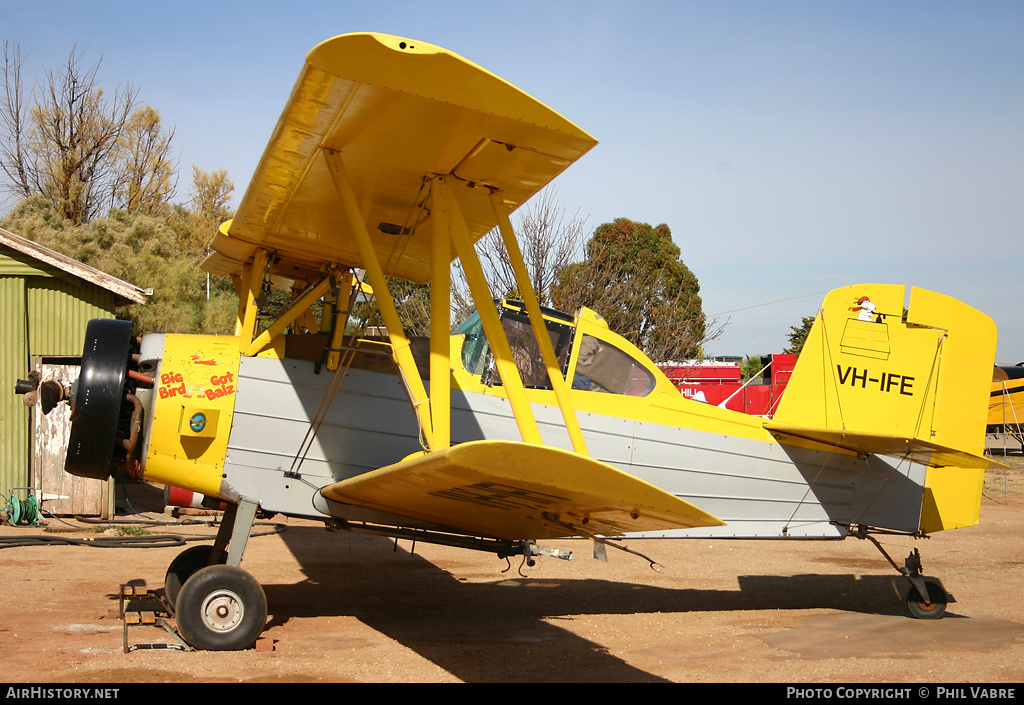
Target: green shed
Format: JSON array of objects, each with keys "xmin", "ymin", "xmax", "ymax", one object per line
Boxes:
[{"xmin": 1, "ymin": 227, "xmax": 148, "ymax": 518}]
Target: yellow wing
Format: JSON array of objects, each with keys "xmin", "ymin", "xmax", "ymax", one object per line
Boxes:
[
  {"xmin": 203, "ymin": 32, "xmax": 597, "ymax": 285},
  {"xmin": 319, "ymin": 440, "xmax": 724, "ymax": 540}
]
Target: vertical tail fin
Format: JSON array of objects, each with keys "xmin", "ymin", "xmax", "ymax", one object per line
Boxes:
[{"xmin": 767, "ymin": 283, "xmax": 998, "ymax": 470}]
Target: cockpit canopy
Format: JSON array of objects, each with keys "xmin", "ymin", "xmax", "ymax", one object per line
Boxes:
[{"xmin": 454, "ymin": 300, "xmax": 657, "ymax": 397}]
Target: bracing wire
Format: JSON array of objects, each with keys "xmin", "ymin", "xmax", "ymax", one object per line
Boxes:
[
  {"xmin": 782, "ymin": 438, "xmax": 844, "ymax": 535},
  {"xmin": 286, "ymin": 180, "xmax": 433, "ymax": 478}
]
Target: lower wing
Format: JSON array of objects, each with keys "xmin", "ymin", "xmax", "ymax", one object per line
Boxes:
[{"xmin": 319, "ymin": 440, "xmax": 724, "ymax": 540}]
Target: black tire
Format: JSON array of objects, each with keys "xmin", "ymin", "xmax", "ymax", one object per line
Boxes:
[
  {"xmin": 65, "ymin": 319, "xmax": 134, "ymax": 480},
  {"xmin": 906, "ymin": 578, "xmax": 948, "ymax": 620},
  {"xmin": 165, "ymin": 545, "xmax": 223, "ymax": 609},
  {"xmin": 175, "ymin": 565, "xmax": 267, "ymax": 651}
]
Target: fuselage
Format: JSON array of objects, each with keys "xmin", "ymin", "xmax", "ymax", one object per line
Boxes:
[{"xmin": 134, "ymin": 302, "xmax": 935, "ymax": 541}]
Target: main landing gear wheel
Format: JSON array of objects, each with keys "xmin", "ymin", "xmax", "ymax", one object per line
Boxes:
[
  {"xmin": 175, "ymin": 564, "xmax": 267, "ymax": 651},
  {"xmin": 164, "ymin": 545, "xmax": 226, "ymax": 609},
  {"xmin": 906, "ymin": 578, "xmax": 948, "ymax": 620}
]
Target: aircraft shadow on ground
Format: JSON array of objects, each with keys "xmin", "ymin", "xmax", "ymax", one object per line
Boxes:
[{"xmin": 267, "ymin": 526, "xmax": 913, "ymax": 682}]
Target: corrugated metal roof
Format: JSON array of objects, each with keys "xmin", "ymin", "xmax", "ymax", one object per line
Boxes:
[{"xmin": 0, "ymin": 227, "xmax": 149, "ymax": 306}]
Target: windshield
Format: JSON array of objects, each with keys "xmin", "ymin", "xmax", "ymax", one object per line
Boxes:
[
  {"xmin": 455, "ymin": 312, "xmax": 489, "ymax": 375},
  {"xmin": 455, "ymin": 308, "xmax": 574, "ymax": 386}
]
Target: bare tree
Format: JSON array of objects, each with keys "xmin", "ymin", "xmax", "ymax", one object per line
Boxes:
[
  {"xmin": 451, "ymin": 187, "xmax": 587, "ymax": 326},
  {"xmin": 181, "ymin": 166, "xmax": 235, "ymax": 301},
  {"xmin": 0, "ymin": 43, "xmax": 176, "ymax": 224},
  {"xmin": 0, "ymin": 40, "xmax": 32, "ymax": 201},
  {"xmin": 188, "ymin": 166, "xmax": 234, "ymax": 223},
  {"xmin": 114, "ymin": 105, "xmax": 178, "ymax": 215},
  {"xmin": 27, "ymin": 45, "xmax": 139, "ymax": 222}
]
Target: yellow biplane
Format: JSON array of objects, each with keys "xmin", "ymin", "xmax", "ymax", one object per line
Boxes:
[
  {"xmin": 990, "ymin": 364, "xmax": 1024, "ymax": 447},
  {"xmin": 50, "ymin": 33, "xmax": 1002, "ymax": 650}
]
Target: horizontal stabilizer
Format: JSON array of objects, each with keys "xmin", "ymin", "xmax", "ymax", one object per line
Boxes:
[
  {"xmin": 319, "ymin": 440, "xmax": 723, "ymax": 540},
  {"xmin": 764, "ymin": 422, "xmax": 1006, "ymax": 470}
]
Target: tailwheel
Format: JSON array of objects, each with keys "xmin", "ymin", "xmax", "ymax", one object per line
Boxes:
[
  {"xmin": 906, "ymin": 578, "xmax": 948, "ymax": 620},
  {"xmin": 856, "ymin": 530, "xmax": 954, "ymax": 620},
  {"xmin": 175, "ymin": 564, "xmax": 267, "ymax": 651}
]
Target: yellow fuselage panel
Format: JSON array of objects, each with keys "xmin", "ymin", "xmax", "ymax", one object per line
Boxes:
[{"xmin": 144, "ymin": 335, "xmax": 242, "ymax": 497}]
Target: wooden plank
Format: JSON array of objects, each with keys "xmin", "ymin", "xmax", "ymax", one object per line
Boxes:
[
  {"xmin": 0, "ymin": 228, "xmax": 148, "ymax": 305},
  {"xmin": 123, "ymin": 612, "xmax": 141, "ymax": 625}
]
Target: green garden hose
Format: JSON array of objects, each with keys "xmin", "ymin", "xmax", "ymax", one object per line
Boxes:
[{"xmin": 4, "ymin": 489, "xmax": 40, "ymax": 527}]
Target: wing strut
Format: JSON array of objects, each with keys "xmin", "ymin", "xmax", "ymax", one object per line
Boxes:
[
  {"xmin": 234, "ymin": 247, "xmax": 269, "ymax": 339},
  {"xmin": 430, "ymin": 178, "xmax": 453, "ymax": 448},
  {"xmin": 437, "ymin": 175, "xmax": 544, "ymax": 445},
  {"xmin": 318, "ymin": 158, "xmax": 590, "ymax": 453},
  {"xmin": 489, "ymin": 191, "xmax": 589, "ymax": 456},
  {"xmin": 324, "ymin": 149, "xmax": 436, "ymax": 449},
  {"xmin": 243, "ymin": 274, "xmax": 334, "ymax": 356}
]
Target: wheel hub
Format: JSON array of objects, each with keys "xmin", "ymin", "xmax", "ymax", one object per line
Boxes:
[{"xmin": 201, "ymin": 590, "xmax": 244, "ymax": 632}]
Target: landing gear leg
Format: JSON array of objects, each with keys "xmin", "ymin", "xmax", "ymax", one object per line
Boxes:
[
  {"xmin": 859, "ymin": 529, "xmax": 953, "ymax": 620},
  {"xmin": 211, "ymin": 497, "xmax": 259, "ymax": 567},
  {"xmin": 167, "ymin": 497, "xmax": 267, "ymax": 650}
]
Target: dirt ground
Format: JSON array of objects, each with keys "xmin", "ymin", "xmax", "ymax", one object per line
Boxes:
[{"xmin": 1, "ymin": 454, "xmax": 1023, "ymax": 684}]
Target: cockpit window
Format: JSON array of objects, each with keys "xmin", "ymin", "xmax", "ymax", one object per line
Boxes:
[
  {"xmin": 493, "ymin": 310, "xmax": 573, "ymax": 388},
  {"xmin": 455, "ymin": 312, "xmax": 489, "ymax": 375},
  {"xmin": 456, "ymin": 307, "xmax": 573, "ymax": 388},
  {"xmin": 572, "ymin": 334, "xmax": 656, "ymax": 397}
]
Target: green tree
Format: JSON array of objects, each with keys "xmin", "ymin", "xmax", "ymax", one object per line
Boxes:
[
  {"xmin": 382, "ymin": 278, "xmax": 431, "ymax": 337},
  {"xmin": 783, "ymin": 315, "xmax": 816, "ymax": 355},
  {"xmin": 741, "ymin": 355, "xmax": 765, "ymax": 382},
  {"xmin": 551, "ymin": 218, "xmax": 709, "ymax": 362},
  {"xmin": 1, "ymin": 189, "xmax": 236, "ymax": 336},
  {"xmin": 161, "ymin": 166, "xmax": 238, "ymax": 332}
]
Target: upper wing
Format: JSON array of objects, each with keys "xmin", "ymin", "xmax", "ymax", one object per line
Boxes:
[
  {"xmin": 203, "ymin": 32, "xmax": 597, "ymax": 285},
  {"xmin": 319, "ymin": 440, "xmax": 724, "ymax": 540}
]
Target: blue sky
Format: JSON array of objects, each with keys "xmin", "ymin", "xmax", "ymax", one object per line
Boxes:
[{"xmin": 4, "ymin": 1, "xmax": 1022, "ymax": 361}]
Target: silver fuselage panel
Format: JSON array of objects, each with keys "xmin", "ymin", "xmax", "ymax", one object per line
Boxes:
[{"xmin": 220, "ymin": 354, "xmax": 925, "ymax": 539}]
